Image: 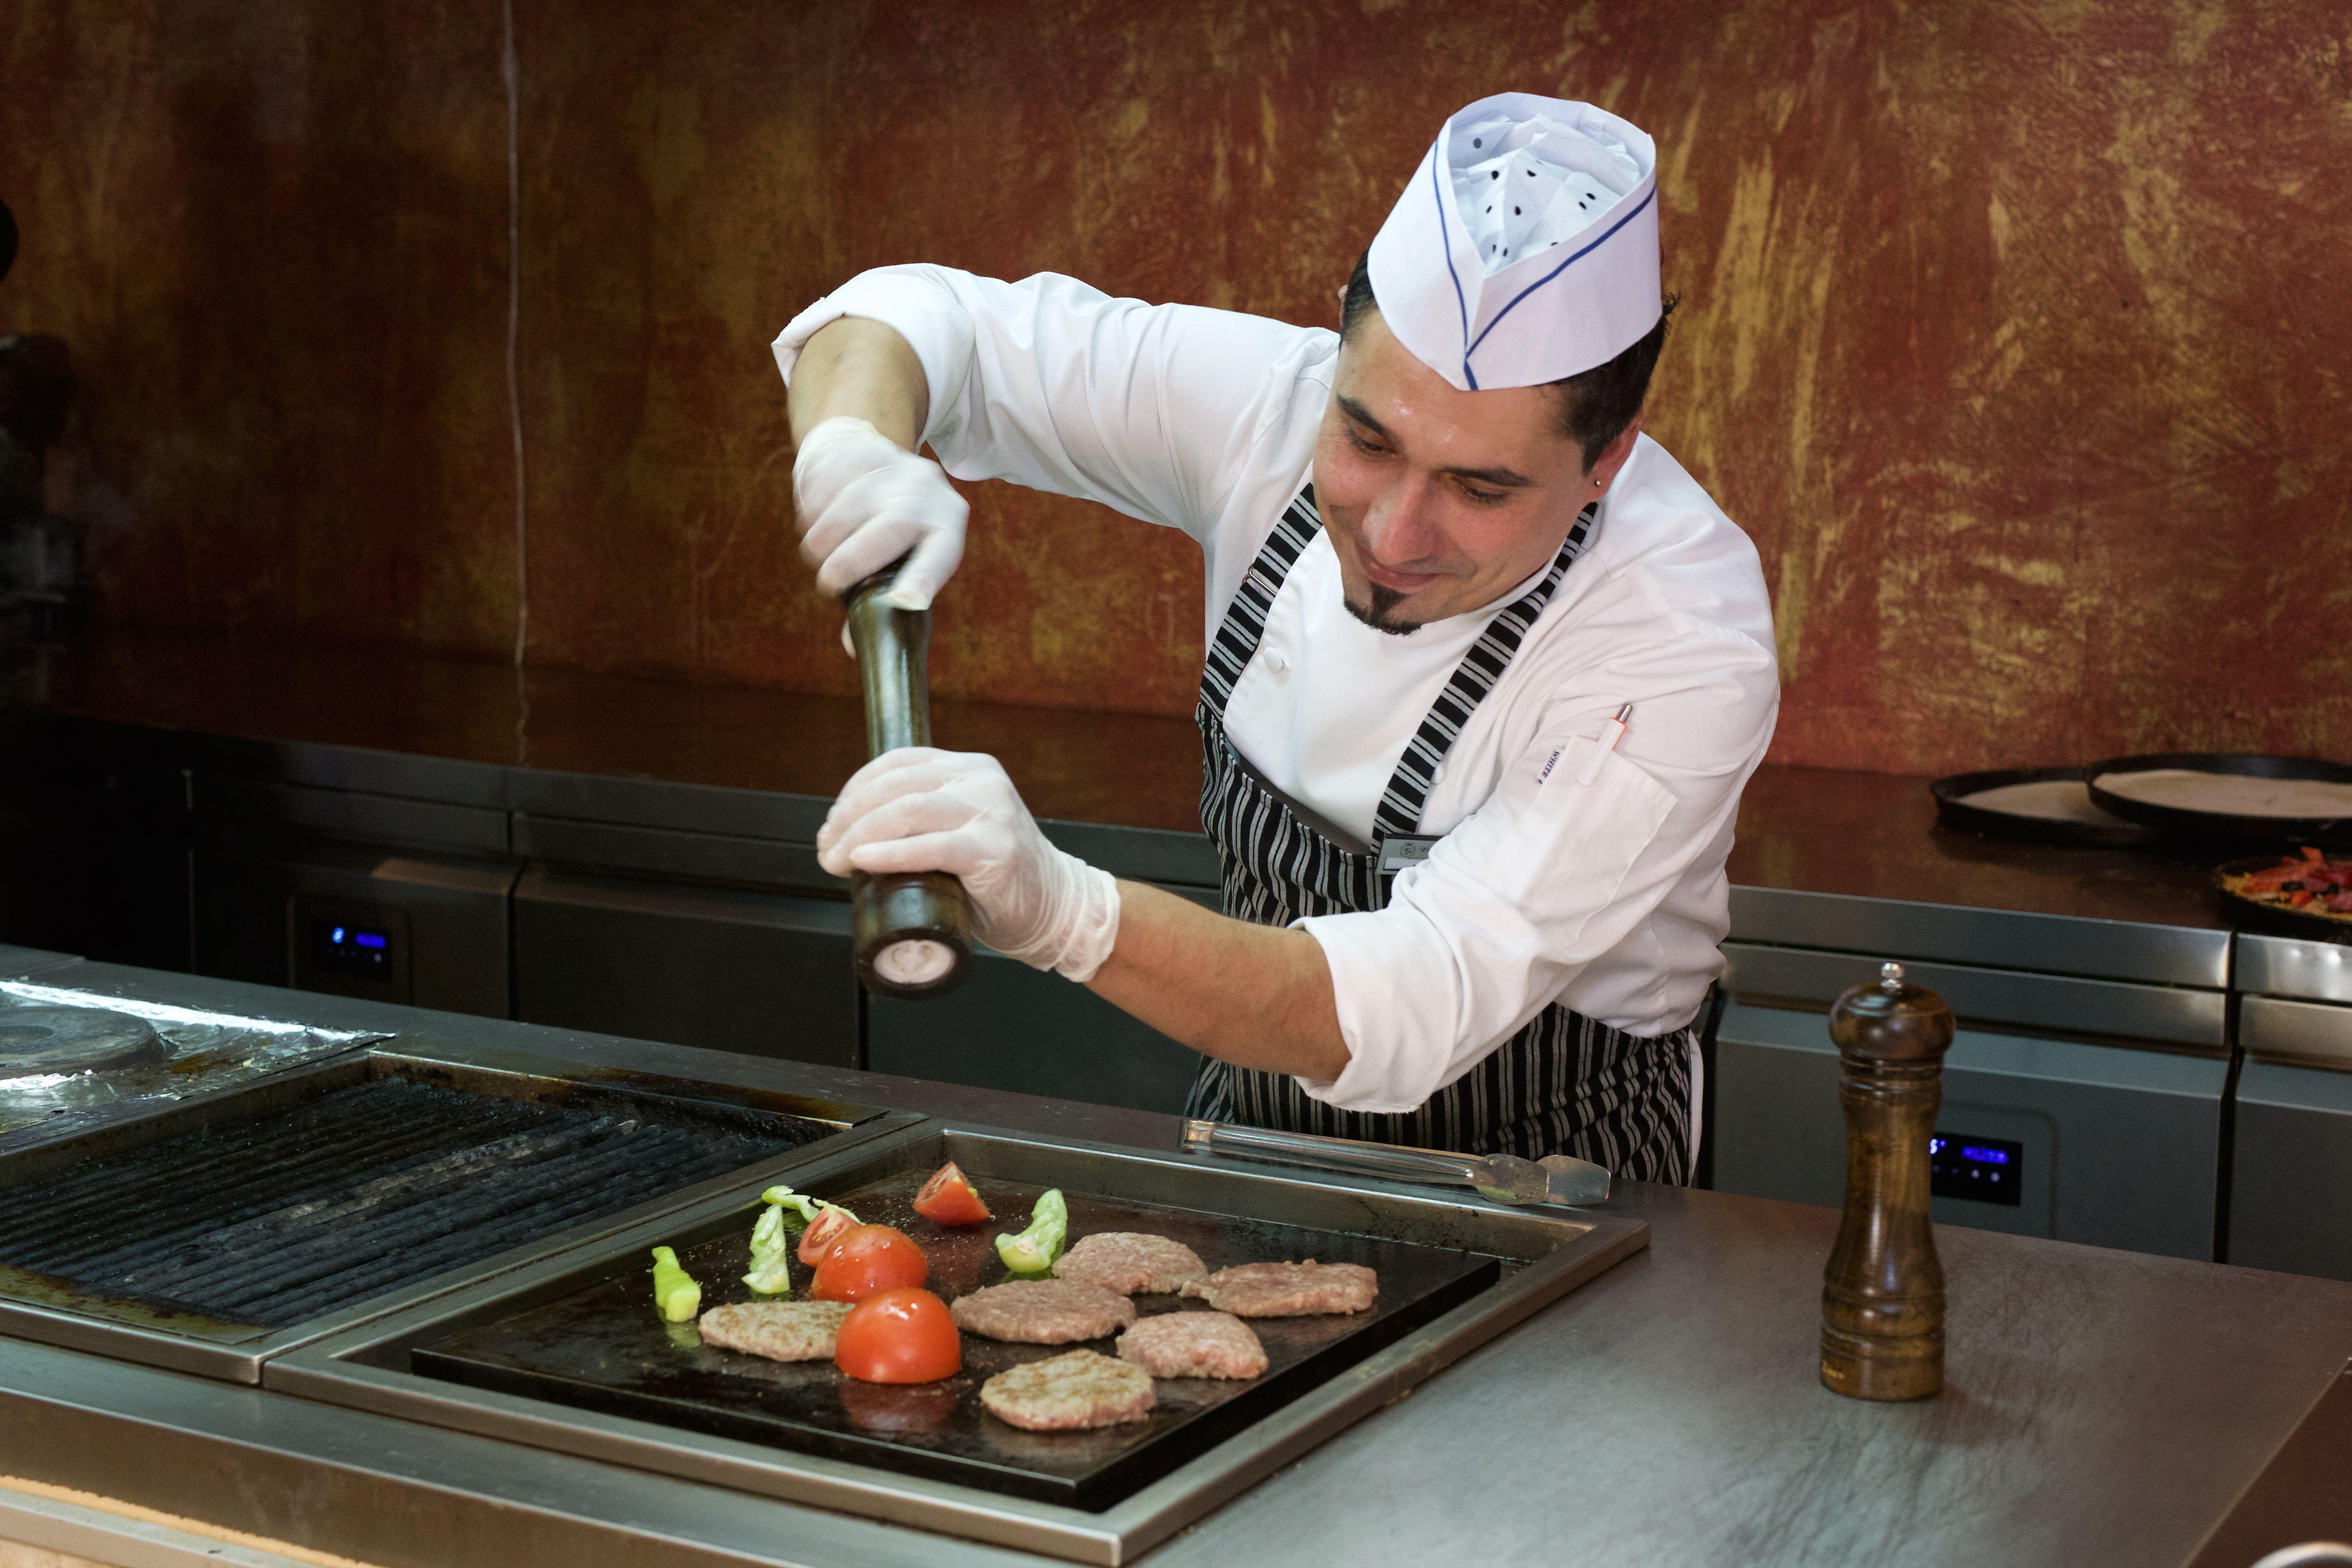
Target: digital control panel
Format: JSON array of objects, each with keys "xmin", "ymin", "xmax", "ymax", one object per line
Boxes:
[
  {"xmin": 312, "ymin": 920, "xmax": 394, "ymax": 978},
  {"xmin": 1929, "ymin": 1133, "xmax": 2023, "ymax": 1207}
]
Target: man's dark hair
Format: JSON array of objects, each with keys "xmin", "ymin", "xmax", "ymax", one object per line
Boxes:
[{"xmin": 1340, "ymin": 249, "xmax": 1676, "ymax": 471}]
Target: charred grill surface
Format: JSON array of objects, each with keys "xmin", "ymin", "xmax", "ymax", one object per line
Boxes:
[{"xmin": 0, "ymin": 1077, "xmax": 796, "ymax": 1327}]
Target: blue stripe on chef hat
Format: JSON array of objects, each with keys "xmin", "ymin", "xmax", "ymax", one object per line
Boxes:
[{"xmin": 1366, "ymin": 93, "xmax": 1663, "ymax": 393}]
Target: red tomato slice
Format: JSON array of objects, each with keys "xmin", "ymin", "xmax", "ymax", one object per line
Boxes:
[
  {"xmin": 912, "ymin": 1161, "xmax": 992, "ymax": 1226},
  {"xmin": 834, "ymin": 1287, "xmax": 962, "ymax": 1383},
  {"xmin": 809, "ymin": 1224, "xmax": 929, "ymax": 1302},
  {"xmin": 796, "ymin": 1205, "xmax": 858, "ymax": 1266}
]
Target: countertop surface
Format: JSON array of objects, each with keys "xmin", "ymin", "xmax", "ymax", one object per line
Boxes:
[
  {"xmin": 0, "ymin": 953, "xmax": 2346, "ymax": 1567},
  {"xmin": 2, "ymin": 632, "xmax": 2253, "ymax": 932}
]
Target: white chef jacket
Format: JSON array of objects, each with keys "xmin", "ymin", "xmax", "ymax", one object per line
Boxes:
[{"xmin": 775, "ymin": 268, "xmax": 1779, "ymax": 1116}]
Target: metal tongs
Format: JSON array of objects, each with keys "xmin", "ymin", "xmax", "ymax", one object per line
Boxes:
[{"xmin": 1180, "ymin": 1118, "xmax": 1611, "ymax": 1206}]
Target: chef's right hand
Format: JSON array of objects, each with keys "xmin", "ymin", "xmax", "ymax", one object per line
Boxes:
[
  {"xmin": 791, "ymin": 415, "xmax": 968, "ymax": 612},
  {"xmin": 817, "ymin": 747, "xmax": 1121, "ymax": 983}
]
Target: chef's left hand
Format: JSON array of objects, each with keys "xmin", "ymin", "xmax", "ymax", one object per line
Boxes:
[{"xmin": 818, "ymin": 748, "xmax": 1121, "ymax": 981}]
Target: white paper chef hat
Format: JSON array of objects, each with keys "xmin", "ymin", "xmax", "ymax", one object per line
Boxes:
[{"xmin": 1366, "ymin": 92, "xmax": 1661, "ymax": 391}]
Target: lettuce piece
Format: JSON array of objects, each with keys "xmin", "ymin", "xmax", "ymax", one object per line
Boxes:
[{"xmin": 761, "ymin": 1184, "xmax": 856, "ymax": 1227}]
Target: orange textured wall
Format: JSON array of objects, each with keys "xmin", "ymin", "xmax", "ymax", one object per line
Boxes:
[{"xmin": 3, "ymin": 2, "xmax": 2347, "ymax": 775}]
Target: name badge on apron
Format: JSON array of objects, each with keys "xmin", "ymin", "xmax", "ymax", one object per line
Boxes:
[{"xmin": 1376, "ymin": 834, "xmax": 1442, "ymax": 902}]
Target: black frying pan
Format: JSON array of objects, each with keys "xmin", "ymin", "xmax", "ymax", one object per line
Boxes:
[
  {"xmin": 841, "ymin": 562, "xmax": 972, "ymax": 999},
  {"xmin": 2086, "ymin": 752, "xmax": 2352, "ymax": 848},
  {"xmin": 1929, "ymin": 766, "xmax": 2158, "ymax": 848}
]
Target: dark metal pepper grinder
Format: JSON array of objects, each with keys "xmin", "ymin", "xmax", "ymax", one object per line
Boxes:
[
  {"xmin": 1820, "ymin": 961, "xmax": 1955, "ymax": 1401},
  {"xmin": 841, "ymin": 562, "xmax": 972, "ymax": 1000}
]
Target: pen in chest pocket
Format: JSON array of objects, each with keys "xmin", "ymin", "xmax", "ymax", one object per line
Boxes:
[
  {"xmin": 1575, "ymin": 704, "xmax": 1634, "ymax": 787},
  {"xmin": 1536, "ymin": 705, "xmax": 1634, "ymax": 788}
]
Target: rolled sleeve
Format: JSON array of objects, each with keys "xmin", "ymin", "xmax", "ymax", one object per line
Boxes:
[
  {"xmin": 1294, "ymin": 737, "xmax": 1684, "ymax": 1114},
  {"xmin": 774, "ymin": 265, "xmax": 1327, "ymax": 542},
  {"xmin": 773, "ymin": 267, "xmax": 979, "ymax": 451}
]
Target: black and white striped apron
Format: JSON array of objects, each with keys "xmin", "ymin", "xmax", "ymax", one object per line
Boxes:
[{"xmin": 1182, "ymin": 482, "xmax": 1695, "ymax": 1182}]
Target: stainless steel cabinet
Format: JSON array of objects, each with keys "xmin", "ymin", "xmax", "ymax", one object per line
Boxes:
[
  {"xmin": 194, "ymin": 840, "xmax": 517, "ymax": 1018},
  {"xmin": 512, "ymin": 867, "xmax": 858, "ymax": 1069},
  {"xmin": 1716, "ymin": 999, "xmax": 2227, "ymax": 1257},
  {"xmin": 188, "ymin": 777, "xmax": 517, "ymax": 1018},
  {"xmin": 869, "ymin": 946, "xmax": 1204, "ymax": 1114},
  {"xmin": 2228, "ymin": 934, "xmax": 2352, "ymax": 1281},
  {"xmin": 1711, "ymin": 928, "xmax": 2233, "ymax": 1261},
  {"xmin": 2231, "ymin": 1060, "xmax": 2352, "ymax": 1282}
]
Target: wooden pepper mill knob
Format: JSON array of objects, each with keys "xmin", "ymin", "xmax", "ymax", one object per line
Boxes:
[{"xmin": 1820, "ymin": 960, "xmax": 1955, "ymax": 1401}]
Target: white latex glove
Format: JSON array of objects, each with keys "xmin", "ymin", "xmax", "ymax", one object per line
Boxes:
[
  {"xmin": 791, "ymin": 415, "xmax": 968, "ymax": 612},
  {"xmin": 817, "ymin": 747, "xmax": 1121, "ymax": 983}
]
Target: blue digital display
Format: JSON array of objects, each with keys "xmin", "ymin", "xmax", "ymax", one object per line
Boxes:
[
  {"xmin": 313, "ymin": 919, "xmax": 393, "ymax": 978},
  {"xmin": 1930, "ymin": 1131, "xmax": 2023, "ymax": 1208}
]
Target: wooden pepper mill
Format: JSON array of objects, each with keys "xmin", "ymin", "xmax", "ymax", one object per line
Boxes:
[{"xmin": 1820, "ymin": 960, "xmax": 1955, "ymax": 1401}]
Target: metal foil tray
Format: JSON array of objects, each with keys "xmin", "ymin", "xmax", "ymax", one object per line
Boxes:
[
  {"xmin": 272, "ymin": 1123, "xmax": 1648, "ymax": 1565},
  {"xmin": 0, "ymin": 1041, "xmax": 916, "ymax": 1382},
  {"xmin": 0, "ymin": 979, "xmax": 384, "ymax": 1154}
]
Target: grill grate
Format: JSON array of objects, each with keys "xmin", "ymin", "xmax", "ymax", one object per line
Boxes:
[{"xmin": 0, "ymin": 1077, "xmax": 798, "ymax": 1327}]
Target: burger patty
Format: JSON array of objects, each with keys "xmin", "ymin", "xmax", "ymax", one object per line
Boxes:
[
  {"xmin": 1052, "ymin": 1231, "xmax": 1209, "ymax": 1296},
  {"xmin": 1178, "ymin": 1261, "xmax": 1378, "ymax": 1317},
  {"xmin": 1116, "ymin": 1311, "xmax": 1268, "ymax": 1380},
  {"xmin": 950, "ymin": 1279, "xmax": 1137, "ymax": 1343},
  {"xmin": 979, "ymin": 1349, "xmax": 1156, "ymax": 1431},
  {"xmin": 697, "ymin": 1300, "xmax": 855, "ymax": 1362}
]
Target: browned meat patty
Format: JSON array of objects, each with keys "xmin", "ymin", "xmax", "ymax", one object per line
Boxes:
[
  {"xmin": 950, "ymin": 1279, "xmax": 1136, "ymax": 1344},
  {"xmin": 1178, "ymin": 1261, "xmax": 1378, "ymax": 1317},
  {"xmin": 1116, "ymin": 1311, "xmax": 1268, "ymax": 1380},
  {"xmin": 979, "ymin": 1349, "xmax": 1156, "ymax": 1431},
  {"xmin": 1052, "ymin": 1231, "xmax": 1209, "ymax": 1296},
  {"xmin": 697, "ymin": 1300, "xmax": 855, "ymax": 1362}
]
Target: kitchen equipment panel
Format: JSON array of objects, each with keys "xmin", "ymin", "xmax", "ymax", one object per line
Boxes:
[
  {"xmin": 1722, "ymin": 941, "xmax": 2226, "ymax": 1049},
  {"xmin": 2231, "ymin": 946, "xmax": 2352, "ymax": 1282},
  {"xmin": 513, "ymin": 868, "xmax": 858, "ymax": 1069},
  {"xmin": 2230, "ymin": 1059, "xmax": 2352, "ymax": 1283},
  {"xmin": 869, "ymin": 942, "xmax": 1207, "ymax": 1114},
  {"xmin": 1714, "ymin": 999, "xmax": 2224, "ymax": 1257}
]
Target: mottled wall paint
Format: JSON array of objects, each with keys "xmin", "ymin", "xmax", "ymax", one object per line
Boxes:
[{"xmin": 3, "ymin": 1, "xmax": 2347, "ymax": 773}]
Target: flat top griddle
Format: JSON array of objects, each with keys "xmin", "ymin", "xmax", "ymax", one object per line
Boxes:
[{"xmin": 413, "ymin": 1167, "xmax": 1500, "ymax": 1509}]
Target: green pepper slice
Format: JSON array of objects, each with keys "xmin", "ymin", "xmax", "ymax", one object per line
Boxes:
[
  {"xmin": 651, "ymin": 1245, "xmax": 702, "ymax": 1323},
  {"xmin": 994, "ymin": 1188, "xmax": 1068, "ymax": 1274}
]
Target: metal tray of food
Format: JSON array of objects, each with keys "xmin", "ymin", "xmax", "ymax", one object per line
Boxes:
[
  {"xmin": 270, "ymin": 1121, "xmax": 1648, "ymax": 1566},
  {"xmin": 2214, "ymin": 852, "xmax": 2352, "ymax": 937},
  {"xmin": 0, "ymin": 1039, "xmax": 916, "ymax": 1382}
]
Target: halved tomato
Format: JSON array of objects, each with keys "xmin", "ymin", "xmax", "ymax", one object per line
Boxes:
[
  {"xmin": 912, "ymin": 1161, "xmax": 992, "ymax": 1226},
  {"xmin": 808, "ymin": 1223, "xmax": 929, "ymax": 1302},
  {"xmin": 796, "ymin": 1204, "xmax": 859, "ymax": 1266},
  {"xmin": 834, "ymin": 1287, "xmax": 961, "ymax": 1383}
]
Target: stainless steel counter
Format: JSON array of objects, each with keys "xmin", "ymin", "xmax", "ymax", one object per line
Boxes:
[{"xmin": 3, "ymin": 959, "xmax": 2348, "ymax": 1568}]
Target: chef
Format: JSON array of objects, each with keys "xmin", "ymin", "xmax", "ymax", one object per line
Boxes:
[{"xmin": 774, "ymin": 93, "xmax": 1778, "ymax": 1182}]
